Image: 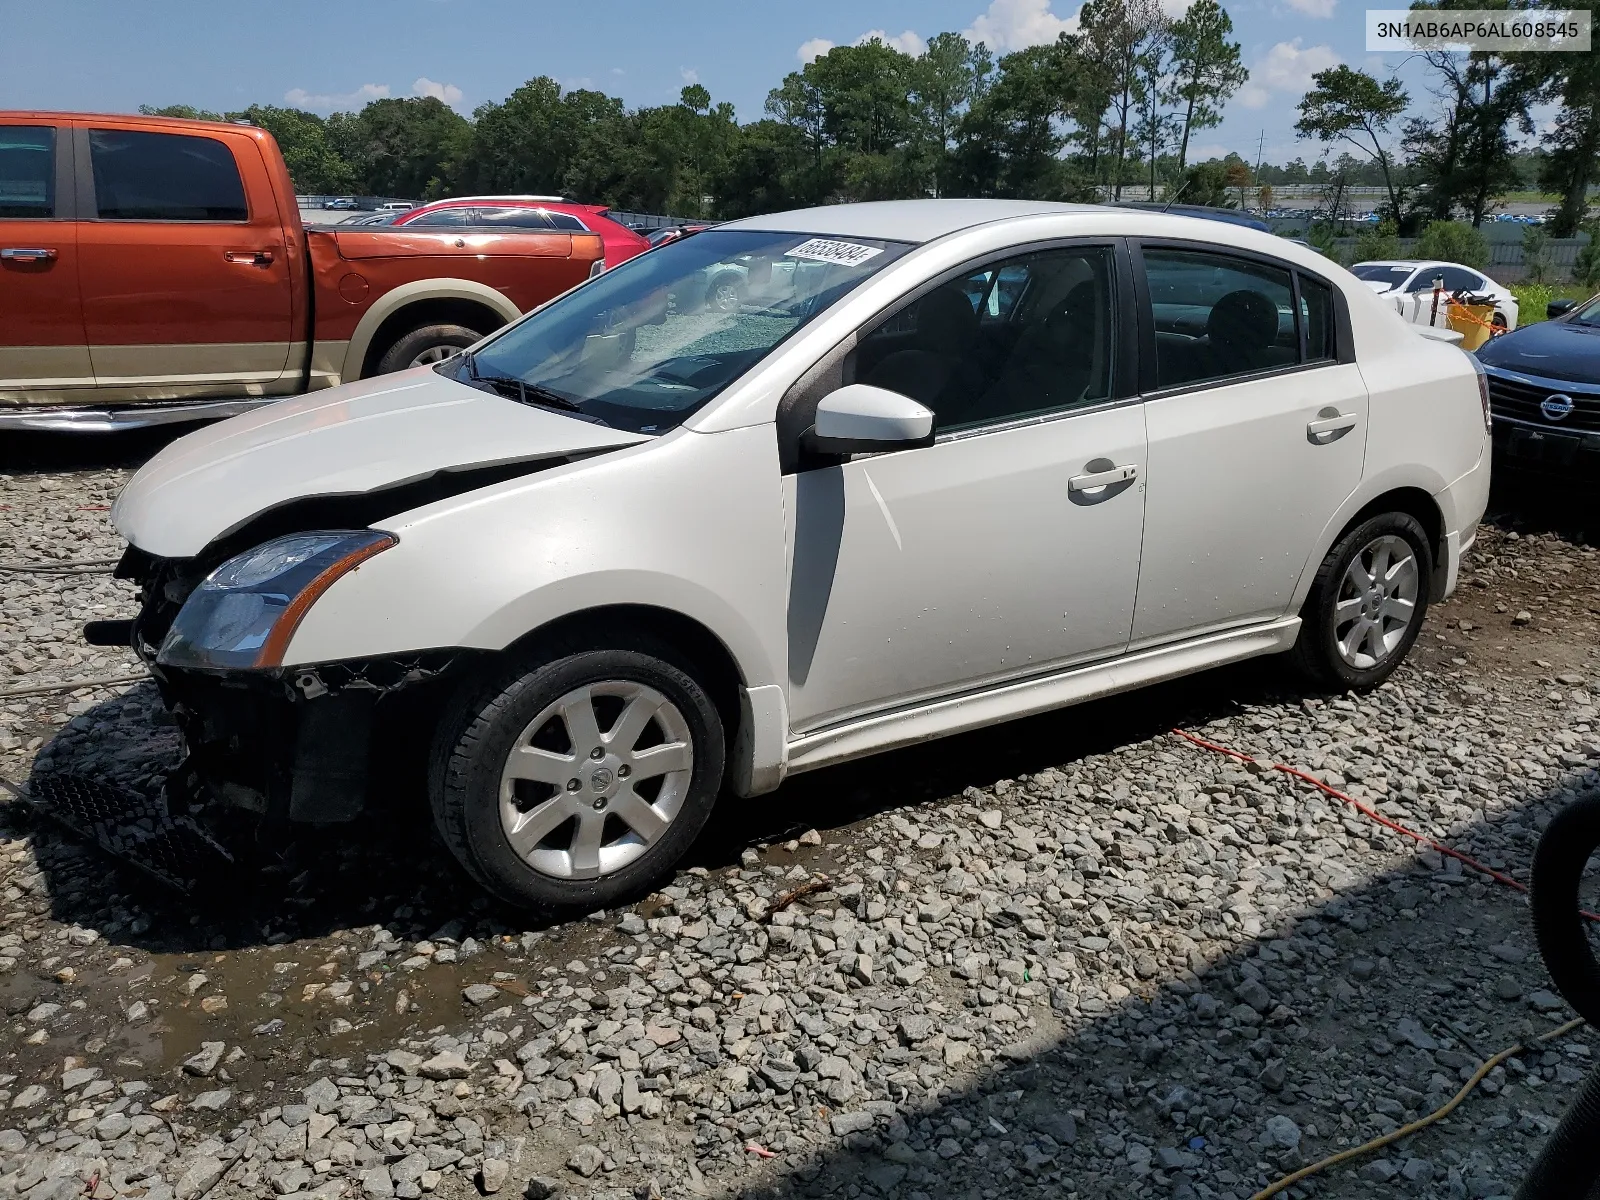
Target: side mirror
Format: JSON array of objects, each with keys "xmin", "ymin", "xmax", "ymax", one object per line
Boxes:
[
  {"xmin": 1548, "ymin": 298, "xmax": 1578, "ymax": 320},
  {"xmin": 803, "ymin": 384, "xmax": 935, "ymax": 456}
]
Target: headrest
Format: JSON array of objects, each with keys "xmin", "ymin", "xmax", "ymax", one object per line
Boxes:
[
  {"xmin": 916, "ymin": 286, "xmax": 979, "ymax": 352},
  {"xmin": 1207, "ymin": 289, "xmax": 1279, "ymax": 352}
]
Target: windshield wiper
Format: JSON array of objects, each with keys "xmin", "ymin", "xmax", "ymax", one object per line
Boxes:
[{"xmin": 460, "ymin": 353, "xmax": 609, "ymax": 425}]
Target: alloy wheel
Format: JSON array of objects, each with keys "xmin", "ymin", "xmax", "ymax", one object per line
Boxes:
[
  {"xmin": 409, "ymin": 344, "xmax": 461, "ymax": 367},
  {"xmin": 1333, "ymin": 534, "xmax": 1419, "ymax": 670},
  {"xmin": 498, "ymin": 681, "xmax": 694, "ymax": 880}
]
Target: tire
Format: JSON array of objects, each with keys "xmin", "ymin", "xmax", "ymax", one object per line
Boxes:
[
  {"xmin": 429, "ymin": 646, "xmax": 725, "ymax": 913},
  {"xmin": 1290, "ymin": 511, "xmax": 1433, "ymax": 691},
  {"xmin": 374, "ymin": 323, "xmax": 483, "ymax": 375}
]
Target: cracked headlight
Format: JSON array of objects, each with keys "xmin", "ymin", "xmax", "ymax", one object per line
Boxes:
[{"xmin": 158, "ymin": 531, "xmax": 396, "ymax": 670}]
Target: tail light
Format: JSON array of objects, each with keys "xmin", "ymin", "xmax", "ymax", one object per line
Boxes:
[{"xmin": 1469, "ymin": 356, "xmax": 1492, "ymax": 433}]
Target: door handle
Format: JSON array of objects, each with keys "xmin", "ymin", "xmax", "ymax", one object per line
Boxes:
[
  {"xmin": 224, "ymin": 250, "xmax": 274, "ymax": 267},
  {"xmin": 1, "ymin": 247, "xmax": 57, "ymax": 263},
  {"xmin": 1068, "ymin": 463, "xmax": 1139, "ymax": 492},
  {"xmin": 1306, "ymin": 409, "xmax": 1359, "ymax": 444}
]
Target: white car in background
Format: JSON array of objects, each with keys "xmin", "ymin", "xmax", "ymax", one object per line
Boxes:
[
  {"xmin": 1352, "ymin": 260, "xmax": 1519, "ymax": 330},
  {"xmin": 110, "ymin": 200, "xmax": 1491, "ymax": 912}
]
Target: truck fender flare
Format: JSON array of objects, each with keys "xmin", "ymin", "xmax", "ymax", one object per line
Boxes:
[{"xmin": 341, "ymin": 279, "xmax": 523, "ymax": 384}]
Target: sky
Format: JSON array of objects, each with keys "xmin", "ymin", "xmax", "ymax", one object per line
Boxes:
[{"xmin": 1, "ymin": 0, "xmax": 1453, "ymax": 171}]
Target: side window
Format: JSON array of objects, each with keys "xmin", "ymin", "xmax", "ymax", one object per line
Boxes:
[
  {"xmin": 1142, "ymin": 248, "xmax": 1296, "ymax": 390},
  {"xmin": 478, "ymin": 207, "xmax": 555, "ymax": 229},
  {"xmin": 1440, "ymin": 266, "xmax": 1484, "ymax": 293},
  {"xmin": 0, "ymin": 126, "xmax": 55, "ymax": 218},
  {"xmin": 88, "ymin": 130, "xmax": 247, "ymax": 221},
  {"xmin": 1300, "ymin": 275, "xmax": 1335, "ymax": 362},
  {"xmin": 1407, "ymin": 268, "xmax": 1444, "ymax": 293},
  {"xmin": 407, "ymin": 207, "xmax": 475, "ymax": 227},
  {"xmin": 544, "ymin": 211, "xmax": 588, "ymax": 231},
  {"xmin": 854, "ymin": 246, "xmax": 1116, "ymax": 432}
]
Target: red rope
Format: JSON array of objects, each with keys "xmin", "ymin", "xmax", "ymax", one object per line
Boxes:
[{"xmin": 1171, "ymin": 726, "xmax": 1597, "ymax": 921}]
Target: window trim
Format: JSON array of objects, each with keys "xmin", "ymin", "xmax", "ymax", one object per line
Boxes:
[
  {"xmin": 81, "ymin": 126, "xmax": 252, "ymax": 225},
  {"xmin": 1130, "ymin": 237, "xmax": 1354, "ymax": 401},
  {"xmin": 0, "ymin": 122, "xmax": 71, "ymax": 221}
]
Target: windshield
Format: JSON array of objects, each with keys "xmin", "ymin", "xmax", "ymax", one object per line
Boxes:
[
  {"xmin": 447, "ymin": 229, "xmax": 912, "ymax": 433},
  {"xmin": 1569, "ymin": 294, "xmax": 1600, "ymax": 327},
  {"xmin": 1351, "ymin": 264, "xmax": 1413, "ymax": 287}
]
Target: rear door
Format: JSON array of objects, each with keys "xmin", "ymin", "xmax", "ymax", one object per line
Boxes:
[
  {"xmin": 1131, "ymin": 243, "xmax": 1369, "ymax": 646},
  {"xmin": 0, "ymin": 120, "xmax": 92, "ymax": 403},
  {"xmin": 76, "ymin": 123, "xmax": 295, "ymax": 399}
]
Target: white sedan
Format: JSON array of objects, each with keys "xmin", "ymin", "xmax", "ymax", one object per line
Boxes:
[
  {"xmin": 111, "ymin": 201, "xmax": 1491, "ymax": 911},
  {"xmin": 1352, "ymin": 259, "xmax": 1519, "ymax": 330}
]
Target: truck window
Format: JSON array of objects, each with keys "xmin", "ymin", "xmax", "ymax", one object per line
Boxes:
[
  {"xmin": 0, "ymin": 126, "xmax": 55, "ymax": 218},
  {"xmin": 88, "ymin": 129, "xmax": 248, "ymax": 221}
]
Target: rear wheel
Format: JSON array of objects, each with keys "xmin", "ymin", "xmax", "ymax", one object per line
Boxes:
[
  {"xmin": 1290, "ymin": 512, "xmax": 1433, "ymax": 690},
  {"xmin": 430, "ymin": 647, "xmax": 724, "ymax": 913},
  {"xmin": 375, "ymin": 323, "xmax": 483, "ymax": 375}
]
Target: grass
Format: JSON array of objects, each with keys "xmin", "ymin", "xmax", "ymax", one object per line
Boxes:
[{"xmin": 1509, "ymin": 282, "xmax": 1594, "ymax": 324}]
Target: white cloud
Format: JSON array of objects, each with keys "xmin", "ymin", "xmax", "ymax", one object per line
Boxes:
[
  {"xmin": 1186, "ymin": 142, "xmax": 1232, "ymax": 161},
  {"xmin": 1236, "ymin": 39, "xmax": 1339, "ymax": 108},
  {"xmin": 964, "ymin": 0, "xmax": 1077, "ymax": 51},
  {"xmin": 283, "ymin": 83, "xmax": 389, "ymax": 112},
  {"xmin": 1280, "ymin": 0, "xmax": 1336, "ymax": 16},
  {"xmin": 680, "ymin": 67, "xmax": 699, "ymax": 85},
  {"xmin": 858, "ymin": 28, "xmax": 928, "ymax": 55},
  {"xmin": 411, "ymin": 77, "xmax": 463, "ymax": 106},
  {"xmin": 797, "ymin": 26, "xmax": 927, "ymax": 63}
]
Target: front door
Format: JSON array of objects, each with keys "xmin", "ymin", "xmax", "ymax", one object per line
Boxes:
[
  {"xmin": 784, "ymin": 243, "xmax": 1148, "ymax": 732},
  {"xmin": 0, "ymin": 121, "xmax": 92, "ymax": 404},
  {"xmin": 1132, "ymin": 244, "xmax": 1369, "ymax": 646},
  {"xmin": 76, "ymin": 124, "xmax": 294, "ymax": 398}
]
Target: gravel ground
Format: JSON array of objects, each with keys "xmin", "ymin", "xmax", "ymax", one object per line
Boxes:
[{"xmin": 2, "ymin": 444, "xmax": 1600, "ymax": 1200}]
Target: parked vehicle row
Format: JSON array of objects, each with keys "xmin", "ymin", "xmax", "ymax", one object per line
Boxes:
[
  {"xmin": 107, "ymin": 199, "xmax": 1490, "ymax": 912},
  {"xmin": 0, "ymin": 112, "xmax": 606, "ymax": 430}
]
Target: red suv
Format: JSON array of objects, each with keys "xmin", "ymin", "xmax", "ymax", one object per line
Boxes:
[{"xmin": 393, "ymin": 196, "xmax": 648, "ymax": 268}]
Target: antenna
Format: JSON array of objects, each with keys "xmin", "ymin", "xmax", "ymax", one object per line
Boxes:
[{"xmin": 1162, "ymin": 178, "xmax": 1192, "ymax": 212}]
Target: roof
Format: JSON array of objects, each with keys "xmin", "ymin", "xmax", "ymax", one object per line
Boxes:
[
  {"xmin": 720, "ymin": 199, "xmax": 1105, "ymax": 243},
  {"xmin": 418, "ymin": 195, "xmax": 568, "ymax": 205}
]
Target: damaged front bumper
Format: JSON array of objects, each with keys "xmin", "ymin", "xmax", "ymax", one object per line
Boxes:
[{"xmin": 116, "ymin": 546, "xmax": 472, "ymax": 824}]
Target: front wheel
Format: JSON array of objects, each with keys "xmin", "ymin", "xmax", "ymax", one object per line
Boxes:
[
  {"xmin": 375, "ymin": 323, "xmax": 483, "ymax": 376},
  {"xmin": 430, "ymin": 648, "xmax": 724, "ymax": 912},
  {"xmin": 1290, "ymin": 512, "xmax": 1433, "ymax": 690}
]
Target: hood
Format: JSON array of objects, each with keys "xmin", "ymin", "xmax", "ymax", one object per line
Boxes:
[
  {"xmin": 1362, "ymin": 280, "xmax": 1396, "ymax": 294},
  {"xmin": 113, "ymin": 368, "xmax": 648, "ymax": 559},
  {"xmin": 1475, "ymin": 318, "xmax": 1600, "ymax": 383}
]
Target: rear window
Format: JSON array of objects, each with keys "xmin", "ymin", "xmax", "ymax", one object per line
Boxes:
[
  {"xmin": 89, "ymin": 129, "xmax": 247, "ymax": 221},
  {"xmin": 0, "ymin": 125, "xmax": 54, "ymax": 218}
]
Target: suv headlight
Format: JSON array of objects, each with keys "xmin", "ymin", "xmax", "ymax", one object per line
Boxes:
[{"xmin": 158, "ymin": 531, "xmax": 396, "ymax": 671}]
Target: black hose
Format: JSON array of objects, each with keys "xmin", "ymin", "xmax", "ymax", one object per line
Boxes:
[
  {"xmin": 1515, "ymin": 1064, "xmax": 1600, "ymax": 1200},
  {"xmin": 1530, "ymin": 794, "xmax": 1600, "ymax": 1028},
  {"xmin": 1519, "ymin": 793, "xmax": 1600, "ymax": 1199}
]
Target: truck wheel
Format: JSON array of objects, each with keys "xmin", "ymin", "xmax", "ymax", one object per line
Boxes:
[
  {"xmin": 375, "ymin": 323, "xmax": 483, "ymax": 375},
  {"xmin": 429, "ymin": 646, "xmax": 724, "ymax": 913}
]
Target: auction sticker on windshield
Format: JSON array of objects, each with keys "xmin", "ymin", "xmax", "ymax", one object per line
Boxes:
[{"xmin": 784, "ymin": 238, "xmax": 885, "ymax": 267}]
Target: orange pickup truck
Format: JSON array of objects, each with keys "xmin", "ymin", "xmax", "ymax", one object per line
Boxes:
[{"xmin": 0, "ymin": 112, "xmax": 605, "ymax": 430}]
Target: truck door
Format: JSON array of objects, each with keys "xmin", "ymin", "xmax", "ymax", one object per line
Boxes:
[
  {"xmin": 0, "ymin": 120, "xmax": 92, "ymax": 406},
  {"xmin": 76, "ymin": 123, "xmax": 294, "ymax": 400}
]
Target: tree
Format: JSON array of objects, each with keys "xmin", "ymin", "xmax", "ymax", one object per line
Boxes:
[
  {"xmin": 1132, "ymin": 17, "xmax": 1174, "ymax": 200},
  {"xmin": 1509, "ymin": 6, "xmax": 1600, "ymax": 236},
  {"xmin": 1404, "ymin": 0, "xmax": 1527, "ymax": 228},
  {"xmin": 1165, "ymin": 0, "xmax": 1246, "ymax": 175},
  {"xmin": 138, "ymin": 104, "xmax": 223, "ymax": 122},
  {"xmin": 1179, "ymin": 159, "xmax": 1234, "ymax": 206},
  {"xmin": 911, "ymin": 33, "xmax": 985, "ymax": 197},
  {"xmin": 225, "ymin": 105, "xmax": 359, "ymax": 194},
  {"xmin": 1295, "ymin": 66, "xmax": 1409, "ymax": 223},
  {"xmin": 951, "ymin": 36, "xmax": 1090, "ymax": 200},
  {"xmin": 1415, "ymin": 220, "xmax": 1489, "ymax": 269},
  {"xmin": 348, "ymin": 97, "xmax": 471, "ymax": 199},
  {"xmin": 1352, "ymin": 218, "xmax": 1403, "ymax": 265},
  {"xmin": 1080, "ymin": 0, "xmax": 1166, "ymax": 198},
  {"xmin": 1522, "ymin": 224, "xmax": 1553, "ymax": 284}
]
